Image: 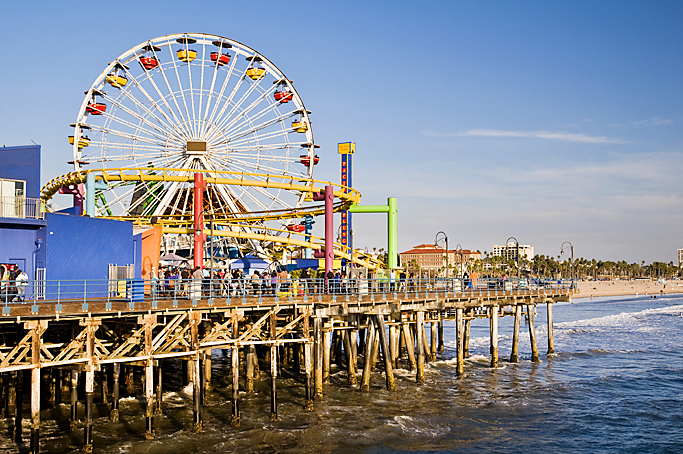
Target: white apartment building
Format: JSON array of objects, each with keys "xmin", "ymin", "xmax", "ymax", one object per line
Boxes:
[{"xmin": 492, "ymin": 242, "xmax": 534, "ymax": 261}]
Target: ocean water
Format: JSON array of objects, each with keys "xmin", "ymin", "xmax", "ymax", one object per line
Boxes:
[{"xmin": 2, "ymin": 294, "xmax": 682, "ymax": 453}]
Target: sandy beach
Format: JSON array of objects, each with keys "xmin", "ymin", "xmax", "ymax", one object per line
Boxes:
[{"xmin": 575, "ymin": 279, "xmax": 683, "ymax": 299}]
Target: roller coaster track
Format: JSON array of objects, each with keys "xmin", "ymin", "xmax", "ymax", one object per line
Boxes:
[{"xmin": 41, "ymin": 168, "xmax": 380, "ymax": 270}]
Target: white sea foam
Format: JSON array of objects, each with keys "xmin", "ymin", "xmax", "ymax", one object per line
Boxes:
[
  {"xmin": 389, "ymin": 415, "xmax": 450, "ymax": 437},
  {"xmin": 557, "ymin": 304, "xmax": 683, "ymax": 330}
]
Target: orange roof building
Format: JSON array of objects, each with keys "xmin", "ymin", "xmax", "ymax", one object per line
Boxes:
[{"xmin": 399, "ymin": 244, "xmax": 481, "ymax": 271}]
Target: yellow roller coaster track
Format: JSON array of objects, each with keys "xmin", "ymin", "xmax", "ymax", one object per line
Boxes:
[
  {"xmin": 41, "ymin": 167, "xmax": 380, "ymax": 270},
  {"xmin": 41, "ymin": 167, "xmax": 361, "ymax": 206}
]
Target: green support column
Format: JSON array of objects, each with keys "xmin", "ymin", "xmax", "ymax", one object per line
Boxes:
[
  {"xmin": 387, "ymin": 197, "xmax": 397, "ymax": 270},
  {"xmin": 348, "ymin": 197, "xmax": 398, "ymax": 270}
]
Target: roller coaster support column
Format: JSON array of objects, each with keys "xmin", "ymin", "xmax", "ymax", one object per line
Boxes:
[
  {"xmin": 194, "ymin": 173, "xmax": 206, "ymax": 269},
  {"xmin": 58, "ymin": 183, "xmax": 84, "ymax": 215},
  {"xmin": 85, "ymin": 173, "xmax": 108, "ymax": 217},
  {"xmin": 325, "ymin": 185, "xmax": 334, "ymax": 278},
  {"xmin": 348, "ymin": 198, "xmax": 398, "ymax": 270}
]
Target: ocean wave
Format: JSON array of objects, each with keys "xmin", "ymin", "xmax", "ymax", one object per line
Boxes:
[
  {"xmin": 388, "ymin": 415, "xmax": 450, "ymax": 437},
  {"xmin": 556, "ymin": 304, "xmax": 683, "ymax": 330}
]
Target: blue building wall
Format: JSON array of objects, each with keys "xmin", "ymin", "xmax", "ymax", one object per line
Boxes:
[
  {"xmin": 0, "ymin": 219, "xmax": 45, "ymax": 279},
  {"xmin": 45, "ymin": 213, "xmax": 140, "ymax": 298},
  {"xmin": 0, "ymin": 145, "xmax": 41, "ymax": 198}
]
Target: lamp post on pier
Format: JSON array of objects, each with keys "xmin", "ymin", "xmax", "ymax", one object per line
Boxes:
[
  {"xmin": 561, "ymin": 241, "xmax": 574, "ymax": 282},
  {"xmin": 454, "ymin": 244, "xmax": 463, "ymax": 278},
  {"xmin": 506, "ymin": 237, "xmax": 520, "ymax": 278},
  {"xmin": 435, "ymin": 232, "xmax": 449, "ymax": 279}
]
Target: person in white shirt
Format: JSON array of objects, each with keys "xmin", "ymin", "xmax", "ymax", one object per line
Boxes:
[{"xmin": 15, "ymin": 269, "xmax": 28, "ymax": 302}]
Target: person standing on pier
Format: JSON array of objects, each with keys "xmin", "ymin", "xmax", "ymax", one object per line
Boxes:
[
  {"xmin": 191, "ymin": 266, "xmax": 203, "ymax": 299},
  {"xmin": 15, "ymin": 269, "xmax": 27, "ymax": 302}
]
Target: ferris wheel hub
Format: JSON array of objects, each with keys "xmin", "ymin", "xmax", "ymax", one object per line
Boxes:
[{"xmin": 185, "ymin": 142, "xmax": 207, "ymax": 155}]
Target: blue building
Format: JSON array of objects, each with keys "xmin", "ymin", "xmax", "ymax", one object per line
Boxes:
[{"xmin": 0, "ymin": 145, "xmax": 141, "ymax": 300}]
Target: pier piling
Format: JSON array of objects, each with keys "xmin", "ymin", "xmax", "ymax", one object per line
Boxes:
[
  {"xmin": 464, "ymin": 318, "xmax": 471, "ymax": 358},
  {"xmin": 110, "ymin": 364, "xmax": 120, "ymax": 422},
  {"xmin": 360, "ymin": 318, "xmax": 376, "ymax": 392},
  {"xmin": 343, "ymin": 330, "xmax": 358, "ymax": 386},
  {"xmin": 270, "ymin": 311, "xmax": 278, "ymax": 421},
  {"xmin": 510, "ymin": 304, "xmax": 521, "ymax": 363},
  {"xmin": 231, "ymin": 346, "xmax": 240, "ymax": 426},
  {"xmin": 490, "ymin": 305, "xmax": 499, "ymax": 368},
  {"xmin": 401, "ymin": 322, "xmax": 416, "ymax": 372},
  {"xmin": 456, "ymin": 308, "xmax": 464, "ymax": 376},
  {"xmin": 313, "ymin": 317, "xmax": 323, "ymax": 400},
  {"xmin": 246, "ymin": 345, "xmax": 255, "ymax": 394},
  {"xmin": 70, "ymin": 370, "xmax": 78, "ymax": 430},
  {"xmin": 373, "ymin": 315, "xmax": 396, "ymax": 391},
  {"xmin": 547, "ymin": 301, "xmax": 555, "ymax": 355},
  {"xmin": 30, "ymin": 322, "xmax": 40, "ymax": 454},
  {"xmin": 527, "ymin": 305, "xmax": 540, "ymax": 362},
  {"xmin": 416, "ymin": 311, "xmax": 425, "ymax": 384}
]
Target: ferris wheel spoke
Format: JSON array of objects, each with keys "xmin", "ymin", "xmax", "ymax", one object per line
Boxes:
[
  {"xmin": 203, "ymin": 51, "xmax": 240, "ymax": 136},
  {"xmin": 216, "ymin": 130, "xmax": 291, "ymax": 151},
  {"xmin": 121, "ymin": 66, "xmax": 192, "ymax": 140},
  {"xmin": 101, "ymin": 184, "xmax": 137, "ymax": 215},
  {"xmin": 210, "ymin": 85, "xmax": 279, "ymax": 141},
  {"xmin": 206, "ymin": 93, "xmax": 273, "ymax": 146},
  {"xmin": 100, "ymin": 85, "xmax": 185, "ymax": 143},
  {"xmin": 196, "ymin": 41, "xmax": 207, "ymax": 137},
  {"xmin": 93, "ymin": 115, "xmax": 181, "ymax": 147},
  {"xmin": 141, "ymin": 46, "xmax": 194, "ymax": 139},
  {"xmin": 204, "ymin": 66, "xmax": 268, "ymax": 142},
  {"xmin": 216, "ymin": 105, "xmax": 294, "ymax": 146},
  {"xmin": 162, "ymin": 41, "xmax": 196, "ymax": 139},
  {"xmin": 83, "ymin": 141, "xmax": 181, "ymax": 157},
  {"xmin": 203, "ymin": 60, "xmax": 249, "ymax": 141},
  {"xmin": 86, "ymin": 124, "xmax": 179, "ymax": 150}
]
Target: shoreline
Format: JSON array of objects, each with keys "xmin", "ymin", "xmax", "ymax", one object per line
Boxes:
[{"xmin": 574, "ymin": 279, "xmax": 683, "ymax": 299}]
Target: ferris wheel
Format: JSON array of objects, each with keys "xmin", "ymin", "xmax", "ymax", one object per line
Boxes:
[{"xmin": 69, "ymin": 33, "xmax": 317, "ymax": 221}]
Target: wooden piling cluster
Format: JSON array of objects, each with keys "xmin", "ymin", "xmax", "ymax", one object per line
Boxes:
[{"xmin": 0, "ymin": 287, "xmax": 571, "ymax": 452}]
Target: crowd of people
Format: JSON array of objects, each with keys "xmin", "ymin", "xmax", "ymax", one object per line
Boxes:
[
  {"xmin": 148, "ymin": 266, "xmax": 427, "ymax": 298},
  {"xmin": 0, "ymin": 264, "xmax": 28, "ymax": 302}
]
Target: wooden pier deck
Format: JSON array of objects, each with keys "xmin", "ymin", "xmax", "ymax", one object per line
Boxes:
[{"xmin": 0, "ymin": 284, "xmax": 575, "ymax": 453}]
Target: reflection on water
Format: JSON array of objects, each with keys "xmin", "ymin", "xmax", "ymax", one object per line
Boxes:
[{"xmin": 1, "ymin": 295, "xmax": 682, "ymax": 453}]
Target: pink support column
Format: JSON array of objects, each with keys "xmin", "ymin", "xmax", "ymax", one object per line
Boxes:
[
  {"xmin": 58, "ymin": 184, "xmax": 85, "ymax": 215},
  {"xmin": 193, "ymin": 173, "xmax": 205, "ymax": 269},
  {"xmin": 325, "ymin": 185, "xmax": 334, "ymax": 281}
]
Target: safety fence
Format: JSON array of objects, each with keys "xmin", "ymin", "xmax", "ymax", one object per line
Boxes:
[{"xmin": 0, "ymin": 276, "xmax": 577, "ymax": 307}]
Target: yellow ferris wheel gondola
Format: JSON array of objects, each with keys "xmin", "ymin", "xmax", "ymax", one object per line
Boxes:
[
  {"xmin": 176, "ymin": 37, "xmax": 197, "ymax": 62},
  {"xmin": 246, "ymin": 55, "xmax": 266, "ymax": 80}
]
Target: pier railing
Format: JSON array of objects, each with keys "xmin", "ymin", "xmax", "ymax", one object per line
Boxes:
[{"xmin": 0, "ymin": 276, "xmax": 576, "ymax": 308}]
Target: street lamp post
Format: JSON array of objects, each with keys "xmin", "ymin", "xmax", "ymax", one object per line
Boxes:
[
  {"xmin": 561, "ymin": 241, "xmax": 574, "ymax": 281},
  {"xmin": 435, "ymin": 232, "xmax": 449, "ymax": 279},
  {"xmin": 506, "ymin": 237, "xmax": 519, "ymax": 278},
  {"xmin": 454, "ymin": 244, "xmax": 463, "ymax": 277}
]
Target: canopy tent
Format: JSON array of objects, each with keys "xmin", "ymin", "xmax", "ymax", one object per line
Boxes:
[
  {"xmin": 159, "ymin": 253, "xmax": 188, "ymax": 266},
  {"xmin": 230, "ymin": 255, "xmax": 269, "ymax": 272}
]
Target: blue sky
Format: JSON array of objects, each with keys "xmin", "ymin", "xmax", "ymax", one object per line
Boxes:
[{"xmin": 1, "ymin": 1, "xmax": 681, "ymax": 263}]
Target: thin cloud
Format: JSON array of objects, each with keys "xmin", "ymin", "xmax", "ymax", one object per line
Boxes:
[
  {"xmin": 423, "ymin": 129, "xmax": 626, "ymax": 144},
  {"xmin": 630, "ymin": 116, "xmax": 673, "ymax": 127}
]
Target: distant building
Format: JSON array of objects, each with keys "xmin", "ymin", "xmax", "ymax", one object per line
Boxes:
[
  {"xmin": 399, "ymin": 244, "xmax": 480, "ymax": 272},
  {"xmin": 678, "ymin": 249, "xmax": 683, "ymax": 267},
  {"xmin": 492, "ymin": 242, "xmax": 534, "ymax": 261}
]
